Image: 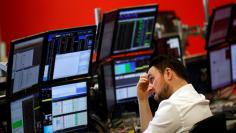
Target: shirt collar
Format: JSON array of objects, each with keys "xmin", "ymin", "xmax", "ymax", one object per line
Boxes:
[{"xmin": 169, "ymin": 84, "xmax": 194, "ymax": 100}]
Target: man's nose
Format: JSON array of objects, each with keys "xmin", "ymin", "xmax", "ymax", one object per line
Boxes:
[{"xmin": 147, "ymin": 84, "xmax": 154, "ymax": 93}]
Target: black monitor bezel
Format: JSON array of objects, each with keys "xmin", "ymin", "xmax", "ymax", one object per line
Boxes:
[
  {"xmin": 111, "ymin": 4, "xmax": 158, "ymax": 55},
  {"xmin": 96, "ymin": 10, "xmax": 118, "ymax": 64},
  {"xmin": 207, "ymin": 44, "xmax": 233, "ymax": 91},
  {"xmin": 97, "ymin": 62, "xmax": 116, "ymax": 120},
  {"xmin": 7, "ymin": 32, "xmax": 47, "ymax": 98},
  {"xmin": 153, "ymin": 35, "xmax": 184, "ymax": 62},
  {"xmin": 40, "ymin": 78, "xmax": 90, "ymax": 132},
  {"xmin": 205, "ymin": 4, "xmax": 235, "ymax": 50},
  {"xmin": 41, "ymin": 25, "xmax": 96, "ymax": 85},
  {"xmin": 112, "ymin": 54, "xmax": 151, "ymax": 104}
]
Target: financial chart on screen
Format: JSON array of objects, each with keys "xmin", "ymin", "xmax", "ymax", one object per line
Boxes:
[
  {"xmin": 114, "ymin": 55, "xmax": 150, "ymax": 103},
  {"xmin": 43, "ymin": 26, "xmax": 95, "ymax": 81},
  {"xmin": 41, "ymin": 81, "xmax": 88, "ymax": 132},
  {"xmin": 113, "ymin": 5, "xmax": 157, "ymax": 54},
  {"xmin": 10, "ymin": 37, "xmax": 44, "ymax": 94}
]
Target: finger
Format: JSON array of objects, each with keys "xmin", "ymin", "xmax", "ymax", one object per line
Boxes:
[
  {"xmin": 140, "ymin": 73, "xmax": 148, "ymax": 78},
  {"xmin": 138, "ymin": 78, "xmax": 149, "ymax": 84}
]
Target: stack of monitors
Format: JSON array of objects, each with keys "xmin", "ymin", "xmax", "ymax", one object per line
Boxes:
[
  {"xmin": 8, "ymin": 25, "xmax": 96, "ymax": 133},
  {"xmin": 39, "ymin": 26, "xmax": 96, "ymax": 132},
  {"xmin": 41, "ymin": 80, "xmax": 89, "ymax": 132},
  {"xmin": 43, "ymin": 26, "xmax": 96, "ymax": 82},
  {"xmin": 97, "ymin": 4, "xmax": 158, "ymax": 63},
  {"xmin": 206, "ymin": 4, "xmax": 236, "ymax": 91},
  {"xmin": 153, "ymin": 35, "xmax": 183, "ymax": 62},
  {"xmin": 7, "ymin": 33, "xmax": 45, "ymax": 133},
  {"xmin": 113, "ymin": 55, "xmax": 151, "ymax": 103}
]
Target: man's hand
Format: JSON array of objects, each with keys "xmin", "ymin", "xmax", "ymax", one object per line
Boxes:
[
  {"xmin": 137, "ymin": 73, "xmax": 149, "ymax": 101},
  {"xmin": 137, "ymin": 73, "xmax": 153, "ymax": 132}
]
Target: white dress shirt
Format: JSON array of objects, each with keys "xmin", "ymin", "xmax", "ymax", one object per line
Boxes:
[{"xmin": 144, "ymin": 84, "xmax": 212, "ymax": 133}]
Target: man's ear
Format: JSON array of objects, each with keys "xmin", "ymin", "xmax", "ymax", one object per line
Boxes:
[{"xmin": 164, "ymin": 67, "xmax": 173, "ymax": 81}]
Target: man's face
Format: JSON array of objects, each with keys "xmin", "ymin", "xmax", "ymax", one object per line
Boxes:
[{"xmin": 147, "ymin": 66, "xmax": 170, "ymax": 102}]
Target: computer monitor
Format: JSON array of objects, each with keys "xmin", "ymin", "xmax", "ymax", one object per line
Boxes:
[
  {"xmin": 96, "ymin": 11, "xmax": 117, "ymax": 63},
  {"xmin": 206, "ymin": 4, "xmax": 233, "ymax": 48},
  {"xmin": 230, "ymin": 43, "xmax": 236, "ymax": 83},
  {"xmin": 7, "ymin": 34, "xmax": 45, "ymax": 96},
  {"xmin": 42, "ymin": 26, "xmax": 96, "ymax": 82},
  {"xmin": 113, "ymin": 55, "xmax": 151, "ymax": 103},
  {"xmin": 228, "ymin": 5, "xmax": 236, "ymax": 43},
  {"xmin": 112, "ymin": 5, "xmax": 158, "ymax": 54},
  {"xmin": 208, "ymin": 45, "xmax": 232, "ymax": 90},
  {"xmin": 153, "ymin": 35, "xmax": 183, "ymax": 62},
  {"xmin": 10, "ymin": 93, "xmax": 41, "ymax": 133},
  {"xmin": 41, "ymin": 80, "xmax": 89, "ymax": 132},
  {"xmin": 185, "ymin": 54, "xmax": 211, "ymax": 94}
]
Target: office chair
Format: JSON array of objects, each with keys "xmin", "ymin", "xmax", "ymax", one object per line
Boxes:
[{"xmin": 189, "ymin": 113, "xmax": 227, "ymax": 133}]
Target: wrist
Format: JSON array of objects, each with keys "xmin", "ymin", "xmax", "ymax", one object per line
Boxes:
[{"xmin": 138, "ymin": 96, "xmax": 149, "ymax": 102}]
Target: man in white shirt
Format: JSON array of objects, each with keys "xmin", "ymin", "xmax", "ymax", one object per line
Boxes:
[{"xmin": 137, "ymin": 55, "xmax": 212, "ymax": 133}]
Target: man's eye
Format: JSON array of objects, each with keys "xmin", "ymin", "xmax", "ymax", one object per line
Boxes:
[{"xmin": 149, "ymin": 77, "xmax": 154, "ymax": 83}]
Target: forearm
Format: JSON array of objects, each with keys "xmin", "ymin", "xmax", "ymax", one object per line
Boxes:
[{"xmin": 138, "ymin": 98, "xmax": 153, "ymax": 132}]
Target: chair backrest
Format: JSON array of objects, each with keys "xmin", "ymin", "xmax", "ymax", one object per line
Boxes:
[{"xmin": 189, "ymin": 113, "xmax": 227, "ymax": 133}]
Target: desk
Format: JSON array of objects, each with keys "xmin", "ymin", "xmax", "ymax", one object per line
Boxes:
[
  {"xmin": 210, "ymin": 100, "xmax": 236, "ymax": 131},
  {"xmin": 108, "ymin": 112, "xmax": 140, "ymax": 133}
]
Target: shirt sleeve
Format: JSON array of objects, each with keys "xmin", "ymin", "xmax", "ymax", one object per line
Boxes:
[{"xmin": 144, "ymin": 100, "xmax": 181, "ymax": 133}]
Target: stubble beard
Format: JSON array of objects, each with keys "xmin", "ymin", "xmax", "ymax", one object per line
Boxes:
[{"xmin": 154, "ymin": 82, "xmax": 171, "ymax": 103}]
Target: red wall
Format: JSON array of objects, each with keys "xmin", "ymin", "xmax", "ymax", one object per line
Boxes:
[{"xmin": 0, "ymin": 0, "xmax": 235, "ymax": 56}]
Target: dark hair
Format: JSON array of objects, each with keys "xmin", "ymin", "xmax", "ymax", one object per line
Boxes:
[{"xmin": 149, "ymin": 55, "xmax": 188, "ymax": 81}]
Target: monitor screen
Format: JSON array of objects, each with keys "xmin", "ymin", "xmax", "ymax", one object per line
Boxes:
[
  {"xmin": 114, "ymin": 55, "xmax": 150, "ymax": 103},
  {"xmin": 207, "ymin": 5, "xmax": 232, "ymax": 48},
  {"xmin": 113, "ymin": 5, "xmax": 158, "ymax": 54},
  {"xmin": 9, "ymin": 36, "xmax": 44, "ymax": 95},
  {"xmin": 43, "ymin": 26, "xmax": 96, "ymax": 82},
  {"xmin": 231, "ymin": 44, "xmax": 236, "ymax": 82},
  {"xmin": 97, "ymin": 11, "xmax": 117, "ymax": 62},
  {"xmin": 154, "ymin": 36, "xmax": 182, "ymax": 61},
  {"xmin": 10, "ymin": 93, "xmax": 41, "ymax": 133},
  {"xmin": 209, "ymin": 46, "xmax": 232, "ymax": 90},
  {"xmin": 41, "ymin": 81, "xmax": 88, "ymax": 132}
]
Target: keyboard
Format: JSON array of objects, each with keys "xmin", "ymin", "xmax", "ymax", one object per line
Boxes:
[{"xmin": 223, "ymin": 105, "xmax": 236, "ymax": 114}]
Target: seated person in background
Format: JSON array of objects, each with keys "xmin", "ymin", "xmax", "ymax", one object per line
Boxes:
[{"xmin": 137, "ymin": 55, "xmax": 212, "ymax": 133}]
